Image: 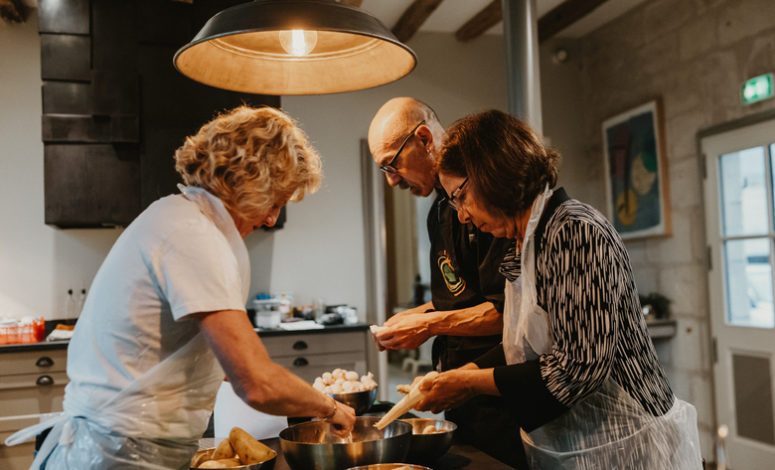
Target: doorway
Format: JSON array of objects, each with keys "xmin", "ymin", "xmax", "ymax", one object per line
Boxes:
[
  {"xmin": 359, "ymin": 138, "xmax": 439, "ymax": 418},
  {"xmin": 700, "ymin": 115, "xmax": 775, "ymax": 469}
]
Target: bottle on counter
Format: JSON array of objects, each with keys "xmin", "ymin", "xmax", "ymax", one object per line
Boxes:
[
  {"xmin": 76, "ymin": 288, "xmax": 87, "ymax": 316},
  {"xmin": 64, "ymin": 289, "xmax": 78, "ymax": 318}
]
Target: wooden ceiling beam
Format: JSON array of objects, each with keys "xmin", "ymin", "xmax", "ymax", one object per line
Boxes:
[
  {"xmin": 336, "ymin": 0, "xmax": 364, "ymax": 7},
  {"xmin": 455, "ymin": 0, "xmax": 610, "ymax": 43},
  {"xmin": 456, "ymin": 0, "xmax": 501, "ymax": 42},
  {"xmin": 538, "ymin": 0, "xmax": 608, "ymax": 43},
  {"xmin": 391, "ymin": 0, "xmax": 445, "ymax": 43},
  {"xmin": 0, "ymin": 0, "xmax": 26, "ymax": 23}
]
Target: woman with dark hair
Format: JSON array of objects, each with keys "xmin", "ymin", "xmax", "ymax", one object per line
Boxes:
[{"xmin": 415, "ymin": 109, "xmax": 701, "ymax": 468}]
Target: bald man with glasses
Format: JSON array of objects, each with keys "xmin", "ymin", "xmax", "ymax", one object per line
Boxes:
[{"xmin": 367, "ymin": 97, "xmax": 525, "ymax": 468}]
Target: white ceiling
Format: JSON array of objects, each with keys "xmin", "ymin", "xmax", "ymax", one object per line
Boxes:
[{"xmin": 360, "ymin": 0, "xmax": 648, "ymax": 39}]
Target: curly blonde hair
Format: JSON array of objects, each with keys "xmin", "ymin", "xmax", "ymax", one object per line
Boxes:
[{"xmin": 174, "ymin": 105, "xmax": 322, "ymax": 221}]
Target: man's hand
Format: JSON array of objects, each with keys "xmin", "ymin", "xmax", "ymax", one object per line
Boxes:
[
  {"xmin": 383, "ymin": 303, "xmax": 432, "ymax": 327},
  {"xmin": 373, "ymin": 313, "xmax": 432, "ymax": 350},
  {"xmin": 326, "ymin": 400, "xmax": 356, "ymax": 437}
]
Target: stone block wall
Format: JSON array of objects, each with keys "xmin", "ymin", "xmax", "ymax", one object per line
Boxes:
[{"xmin": 543, "ymin": 0, "xmax": 775, "ymax": 460}]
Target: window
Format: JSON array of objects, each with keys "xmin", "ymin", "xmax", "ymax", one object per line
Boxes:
[{"xmin": 718, "ymin": 144, "xmax": 775, "ymax": 328}]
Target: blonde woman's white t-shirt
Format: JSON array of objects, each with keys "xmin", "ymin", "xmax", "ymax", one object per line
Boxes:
[{"xmin": 64, "ymin": 186, "xmax": 249, "ymax": 437}]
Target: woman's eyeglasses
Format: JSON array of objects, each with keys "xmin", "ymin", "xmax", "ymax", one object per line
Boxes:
[
  {"xmin": 379, "ymin": 120, "xmax": 426, "ymax": 174},
  {"xmin": 446, "ymin": 177, "xmax": 469, "ymax": 210}
]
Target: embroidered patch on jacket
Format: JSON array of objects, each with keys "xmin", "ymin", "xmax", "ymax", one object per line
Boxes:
[{"xmin": 437, "ymin": 250, "xmax": 466, "ymax": 296}]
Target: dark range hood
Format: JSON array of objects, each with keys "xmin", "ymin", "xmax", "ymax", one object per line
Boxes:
[{"xmin": 39, "ymin": 0, "xmax": 279, "ymax": 228}]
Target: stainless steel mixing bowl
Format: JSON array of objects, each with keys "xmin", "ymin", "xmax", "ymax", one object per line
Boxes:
[
  {"xmin": 279, "ymin": 416, "xmax": 411, "ymax": 470},
  {"xmin": 345, "ymin": 464, "xmax": 432, "ymax": 470},
  {"xmin": 190, "ymin": 447, "xmax": 276, "ymax": 469},
  {"xmin": 330, "ymin": 387, "xmax": 378, "ymax": 415},
  {"xmin": 400, "ymin": 418, "xmax": 457, "ymax": 464}
]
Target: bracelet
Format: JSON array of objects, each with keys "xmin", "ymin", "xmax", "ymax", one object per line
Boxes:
[{"xmin": 320, "ymin": 398, "xmax": 337, "ymax": 420}]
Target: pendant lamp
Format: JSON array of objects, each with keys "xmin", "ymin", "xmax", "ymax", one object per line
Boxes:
[{"xmin": 173, "ymin": 0, "xmax": 417, "ymax": 95}]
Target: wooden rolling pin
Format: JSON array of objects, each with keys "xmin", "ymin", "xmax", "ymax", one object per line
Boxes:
[{"xmin": 374, "ymin": 371, "xmax": 439, "ymax": 430}]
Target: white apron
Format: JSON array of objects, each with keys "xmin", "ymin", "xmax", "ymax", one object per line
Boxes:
[
  {"xmin": 6, "ymin": 185, "xmax": 248, "ymax": 469},
  {"xmin": 503, "ymin": 186, "xmax": 702, "ymax": 469}
]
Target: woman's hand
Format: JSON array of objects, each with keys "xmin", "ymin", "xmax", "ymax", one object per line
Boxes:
[
  {"xmin": 325, "ymin": 400, "xmax": 356, "ymax": 437},
  {"xmin": 413, "ymin": 370, "xmax": 475, "ymax": 413},
  {"xmin": 414, "ymin": 367, "xmax": 497, "ymax": 414}
]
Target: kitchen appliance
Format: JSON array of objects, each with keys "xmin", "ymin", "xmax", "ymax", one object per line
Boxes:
[
  {"xmin": 253, "ymin": 299, "xmax": 283, "ymax": 329},
  {"xmin": 279, "ymin": 417, "xmax": 411, "ymax": 470}
]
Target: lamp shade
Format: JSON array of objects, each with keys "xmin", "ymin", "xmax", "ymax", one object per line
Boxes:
[{"xmin": 173, "ymin": 0, "xmax": 417, "ymax": 95}]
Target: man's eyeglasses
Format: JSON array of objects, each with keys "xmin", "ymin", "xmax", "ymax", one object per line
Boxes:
[
  {"xmin": 446, "ymin": 177, "xmax": 469, "ymax": 210},
  {"xmin": 379, "ymin": 120, "xmax": 426, "ymax": 174}
]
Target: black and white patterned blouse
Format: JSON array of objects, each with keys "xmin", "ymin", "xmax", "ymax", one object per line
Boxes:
[{"xmin": 476, "ymin": 188, "xmax": 674, "ymax": 430}]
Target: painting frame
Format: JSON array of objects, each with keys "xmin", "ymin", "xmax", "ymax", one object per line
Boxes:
[{"xmin": 601, "ymin": 99, "xmax": 671, "ymax": 240}]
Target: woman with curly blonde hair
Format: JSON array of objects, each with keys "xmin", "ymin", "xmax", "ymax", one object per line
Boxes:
[
  {"xmin": 174, "ymin": 105, "xmax": 322, "ymax": 235},
  {"xmin": 16, "ymin": 106, "xmax": 355, "ymax": 469}
]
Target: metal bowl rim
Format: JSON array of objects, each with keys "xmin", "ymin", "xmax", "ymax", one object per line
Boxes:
[
  {"xmin": 399, "ymin": 418, "xmax": 458, "ymax": 434},
  {"xmin": 328, "ymin": 386, "xmax": 378, "ymax": 398},
  {"xmin": 190, "ymin": 446, "xmax": 276, "ymax": 469},
  {"xmin": 279, "ymin": 416, "xmax": 412, "ymax": 445},
  {"xmin": 344, "ymin": 464, "xmax": 433, "ymax": 470}
]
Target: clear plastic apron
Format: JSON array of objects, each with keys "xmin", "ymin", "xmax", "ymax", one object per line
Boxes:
[
  {"xmin": 6, "ymin": 333, "xmax": 224, "ymax": 469},
  {"xmin": 5, "ymin": 185, "xmax": 247, "ymax": 469},
  {"xmin": 503, "ymin": 186, "xmax": 702, "ymax": 469}
]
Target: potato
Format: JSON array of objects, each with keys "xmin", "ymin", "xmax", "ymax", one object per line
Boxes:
[
  {"xmin": 422, "ymin": 424, "xmax": 438, "ymax": 434},
  {"xmin": 229, "ymin": 427, "xmax": 275, "ymax": 465},
  {"xmin": 197, "ymin": 460, "xmax": 228, "ymax": 469},
  {"xmin": 212, "ymin": 438, "xmax": 235, "ymax": 460},
  {"xmin": 190, "ymin": 448, "xmax": 214, "ymax": 468}
]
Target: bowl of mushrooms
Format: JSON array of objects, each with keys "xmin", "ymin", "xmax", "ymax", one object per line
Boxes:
[{"xmin": 312, "ymin": 368, "xmax": 378, "ymax": 415}]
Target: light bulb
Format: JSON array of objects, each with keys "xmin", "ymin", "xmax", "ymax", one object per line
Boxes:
[{"xmin": 279, "ymin": 29, "xmax": 318, "ymax": 56}]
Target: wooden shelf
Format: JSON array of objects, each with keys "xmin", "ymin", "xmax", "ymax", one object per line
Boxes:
[{"xmin": 646, "ymin": 319, "xmax": 677, "ymax": 340}]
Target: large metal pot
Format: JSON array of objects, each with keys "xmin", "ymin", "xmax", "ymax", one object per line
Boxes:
[{"xmin": 279, "ymin": 416, "xmax": 411, "ymax": 470}]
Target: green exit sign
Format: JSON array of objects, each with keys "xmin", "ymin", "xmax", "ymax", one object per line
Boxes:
[{"xmin": 742, "ymin": 73, "xmax": 774, "ymax": 105}]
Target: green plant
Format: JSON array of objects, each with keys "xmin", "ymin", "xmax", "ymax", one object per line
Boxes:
[{"xmin": 639, "ymin": 292, "xmax": 671, "ymax": 319}]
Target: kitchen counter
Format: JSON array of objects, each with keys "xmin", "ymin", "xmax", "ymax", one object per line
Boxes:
[
  {"xmin": 255, "ymin": 322, "xmax": 369, "ymax": 337},
  {"xmin": 199, "ymin": 437, "xmax": 513, "ymax": 470},
  {"xmin": 0, "ymin": 339, "xmax": 69, "ymax": 353},
  {"xmin": 0, "ymin": 322, "xmax": 370, "ymax": 353}
]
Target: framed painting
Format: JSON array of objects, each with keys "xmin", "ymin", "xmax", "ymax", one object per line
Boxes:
[{"xmin": 601, "ymin": 99, "xmax": 671, "ymax": 240}]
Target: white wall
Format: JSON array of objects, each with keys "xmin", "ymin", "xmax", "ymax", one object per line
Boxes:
[{"xmin": 0, "ymin": 13, "xmax": 506, "ymax": 321}]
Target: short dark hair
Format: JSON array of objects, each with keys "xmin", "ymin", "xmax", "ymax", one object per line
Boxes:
[{"xmin": 439, "ymin": 109, "xmax": 559, "ymax": 217}]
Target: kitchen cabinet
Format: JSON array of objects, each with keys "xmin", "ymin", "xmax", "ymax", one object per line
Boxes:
[
  {"xmin": 0, "ymin": 347, "xmax": 68, "ymax": 470},
  {"xmin": 38, "ymin": 0, "xmax": 280, "ymax": 228},
  {"xmin": 260, "ymin": 329, "xmax": 370, "ymax": 384},
  {"xmin": 213, "ymin": 326, "xmax": 370, "ymax": 439}
]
